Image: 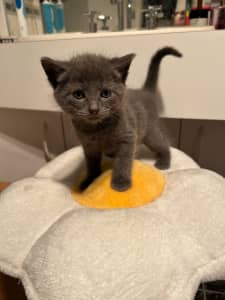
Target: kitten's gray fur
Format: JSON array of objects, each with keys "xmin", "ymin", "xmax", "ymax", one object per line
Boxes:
[{"xmin": 41, "ymin": 47, "xmax": 182, "ymax": 191}]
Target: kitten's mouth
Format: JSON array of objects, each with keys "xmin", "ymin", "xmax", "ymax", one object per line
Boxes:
[
  {"xmin": 73, "ymin": 110, "xmax": 110, "ymax": 121},
  {"xmin": 88, "ymin": 111, "xmax": 109, "ymax": 119},
  {"xmin": 87, "ymin": 113, "xmax": 105, "ymax": 121}
]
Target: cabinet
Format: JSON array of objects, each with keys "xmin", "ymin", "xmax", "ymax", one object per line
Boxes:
[
  {"xmin": 0, "ymin": 109, "xmax": 224, "ymax": 181},
  {"xmin": 0, "ymin": 108, "xmax": 65, "ymax": 181},
  {"xmin": 180, "ymin": 119, "xmax": 225, "ymax": 177}
]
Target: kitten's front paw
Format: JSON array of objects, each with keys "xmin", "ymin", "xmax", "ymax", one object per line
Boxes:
[
  {"xmin": 155, "ymin": 157, "xmax": 170, "ymax": 170},
  {"xmin": 79, "ymin": 176, "xmax": 95, "ymax": 191},
  {"xmin": 111, "ymin": 176, "xmax": 131, "ymax": 192}
]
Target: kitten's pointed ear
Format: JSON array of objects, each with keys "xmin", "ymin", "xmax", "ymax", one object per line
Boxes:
[
  {"xmin": 110, "ymin": 53, "xmax": 136, "ymax": 83},
  {"xmin": 41, "ymin": 57, "xmax": 67, "ymax": 89}
]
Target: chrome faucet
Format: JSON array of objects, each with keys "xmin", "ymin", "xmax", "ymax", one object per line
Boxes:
[
  {"xmin": 127, "ymin": 0, "xmax": 134, "ymax": 29},
  {"xmin": 97, "ymin": 14, "xmax": 112, "ymax": 31},
  {"xmin": 142, "ymin": 5, "xmax": 163, "ymax": 29},
  {"xmin": 83, "ymin": 11, "xmax": 98, "ymax": 32}
]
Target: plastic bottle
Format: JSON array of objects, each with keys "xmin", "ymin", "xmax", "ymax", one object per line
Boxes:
[
  {"xmin": 54, "ymin": 0, "xmax": 65, "ymax": 33},
  {"xmin": 41, "ymin": 0, "xmax": 55, "ymax": 33}
]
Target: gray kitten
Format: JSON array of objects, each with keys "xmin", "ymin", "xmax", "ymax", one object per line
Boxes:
[{"xmin": 41, "ymin": 47, "xmax": 182, "ymax": 191}]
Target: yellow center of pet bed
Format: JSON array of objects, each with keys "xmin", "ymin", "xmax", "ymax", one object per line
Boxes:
[{"xmin": 72, "ymin": 160, "xmax": 166, "ymax": 209}]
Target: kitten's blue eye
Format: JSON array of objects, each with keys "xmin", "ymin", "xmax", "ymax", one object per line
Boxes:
[
  {"xmin": 100, "ymin": 89, "xmax": 112, "ymax": 98},
  {"xmin": 73, "ymin": 90, "xmax": 85, "ymax": 100}
]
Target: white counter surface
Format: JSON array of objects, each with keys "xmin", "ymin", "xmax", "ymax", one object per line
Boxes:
[{"xmin": 0, "ymin": 26, "xmax": 224, "ymax": 120}]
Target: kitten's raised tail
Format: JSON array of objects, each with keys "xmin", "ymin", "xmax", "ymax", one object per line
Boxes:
[{"xmin": 144, "ymin": 47, "xmax": 182, "ymax": 91}]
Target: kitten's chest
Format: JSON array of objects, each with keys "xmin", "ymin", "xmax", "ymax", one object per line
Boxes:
[
  {"xmin": 82, "ymin": 131, "xmax": 119, "ymax": 157},
  {"xmin": 99, "ymin": 133, "xmax": 119, "ymax": 157}
]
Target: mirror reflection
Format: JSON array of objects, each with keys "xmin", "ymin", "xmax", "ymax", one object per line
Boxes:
[{"xmin": 0, "ymin": 0, "xmax": 224, "ymax": 38}]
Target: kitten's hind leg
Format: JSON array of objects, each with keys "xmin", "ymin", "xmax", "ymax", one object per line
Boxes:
[{"xmin": 144, "ymin": 125, "xmax": 171, "ymax": 170}]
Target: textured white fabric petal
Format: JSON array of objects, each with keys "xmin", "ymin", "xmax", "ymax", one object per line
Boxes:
[{"xmin": 0, "ymin": 147, "xmax": 224, "ymax": 300}]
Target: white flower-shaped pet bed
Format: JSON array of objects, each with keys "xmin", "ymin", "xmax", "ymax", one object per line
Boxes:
[{"xmin": 0, "ymin": 147, "xmax": 225, "ymax": 300}]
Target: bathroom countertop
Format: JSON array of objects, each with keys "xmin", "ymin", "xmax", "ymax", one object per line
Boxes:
[
  {"xmin": 16, "ymin": 26, "xmax": 214, "ymax": 43},
  {"xmin": 0, "ymin": 27, "xmax": 225, "ymax": 120}
]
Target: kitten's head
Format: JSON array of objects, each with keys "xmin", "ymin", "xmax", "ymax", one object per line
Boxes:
[{"xmin": 41, "ymin": 53, "xmax": 135, "ymax": 123}]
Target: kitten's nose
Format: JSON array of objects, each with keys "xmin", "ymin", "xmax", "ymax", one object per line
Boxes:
[{"xmin": 89, "ymin": 102, "xmax": 99, "ymax": 115}]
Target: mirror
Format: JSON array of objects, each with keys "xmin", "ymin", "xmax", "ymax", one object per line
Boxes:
[{"xmin": 0, "ymin": 0, "xmax": 223, "ymax": 38}]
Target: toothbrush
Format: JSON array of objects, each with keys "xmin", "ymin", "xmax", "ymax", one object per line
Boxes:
[
  {"xmin": 15, "ymin": 0, "xmax": 28, "ymax": 37},
  {"xmin": 0, "ymin": 0, "xmax": 9, "ymax": 36}
]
